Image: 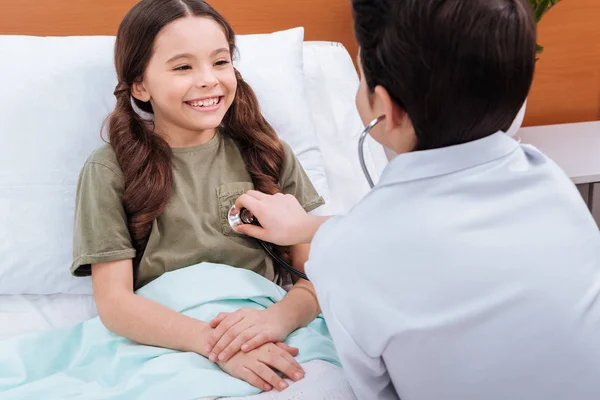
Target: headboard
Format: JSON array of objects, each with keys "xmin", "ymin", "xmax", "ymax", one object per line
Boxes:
[
  {"xmin": 0, "ymin": 0, "xmax": 598, "ymax": 127},
  {"xmin": 0, "ymin": 0, "xmax": 358, "ymax": 58}
]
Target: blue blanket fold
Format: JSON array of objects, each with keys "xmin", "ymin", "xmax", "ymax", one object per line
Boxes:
[{"xmin": 0, "ymin": 263, "xmax": 340, "ymax": 400}]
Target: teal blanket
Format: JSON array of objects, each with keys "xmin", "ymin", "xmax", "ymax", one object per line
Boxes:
[{"xmin": 0, "ymin": 263, "xmax": 340, "ymax": 399}]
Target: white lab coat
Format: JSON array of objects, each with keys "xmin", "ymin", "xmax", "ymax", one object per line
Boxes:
[{"xmin": 305, "ymin": 132, "xmax": 600, "ymax": 400}]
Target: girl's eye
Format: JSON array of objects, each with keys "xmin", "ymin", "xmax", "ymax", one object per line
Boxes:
[
  {"xmin": 215, "ymin": 60, "xmax": 230, "ymax": 66},
  {"xmin": 174, "ymin": 65, "xmax": 191, "ymax": 71}
]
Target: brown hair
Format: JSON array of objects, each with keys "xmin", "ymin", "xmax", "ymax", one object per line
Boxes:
[
  {"xmin": 106, "ymin": 0, "xmax": 286, "ymax": 271},
  {"xmin": 352, "ymin": 0, "xmax": 536, "ymax": 150}
]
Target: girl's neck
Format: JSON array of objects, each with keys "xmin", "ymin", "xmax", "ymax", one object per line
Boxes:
[{"xmin": 154, "ymin": 121, "xmax": 217, "ymax": 149}]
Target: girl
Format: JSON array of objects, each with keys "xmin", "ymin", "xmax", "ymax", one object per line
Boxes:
[{"xmin": 71, "ymin": 0, "xmax": 327, "ymax": 393}]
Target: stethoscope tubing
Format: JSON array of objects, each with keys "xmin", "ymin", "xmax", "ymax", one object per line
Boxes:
[
  {"xmin": 358, "ymin": 115, "xmax": 386, "ymax": 190},
  {"xmin": 227, "ymin": 205, "xmax": 309, "ymax": 281},
  {"xmin": 227, "ymin": 114, "xmax": 385, "ymax": 282}
]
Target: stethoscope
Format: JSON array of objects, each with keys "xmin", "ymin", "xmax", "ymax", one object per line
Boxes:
[
  {"xmin": 227, "ymin": 115, "xmax": 386, "ymax": 281},
  {"xmin": 358, "ymin": 115, "xmax": 386, "ymax": 189}
]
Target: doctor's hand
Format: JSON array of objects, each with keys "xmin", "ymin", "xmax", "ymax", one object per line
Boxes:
[{"xmin": 234, "ymin": 191, "xmax": 319, "ymax": 246}]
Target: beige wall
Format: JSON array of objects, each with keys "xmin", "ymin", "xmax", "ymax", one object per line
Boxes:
[{"xmin": 524, "ymin": 0, "xmax": 600, "ymax": 126}]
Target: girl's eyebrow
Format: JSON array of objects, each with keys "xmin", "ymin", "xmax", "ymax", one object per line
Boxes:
[
  {"xmin": 166, "ymin": 53, "xmax": 194, "ymax": 64},
  {"xmin": 211, "ymin": 47, "xmax": 229, "ymax": 57},
  {"xmin": 166, "ymin": 48, "xmax": 229, "ymax": 64}
]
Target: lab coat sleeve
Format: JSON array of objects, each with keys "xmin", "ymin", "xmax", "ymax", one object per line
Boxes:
[
  {"xmin": 316, "ymin": 287, "xmax": 399, "ymax": 400},
  {"xmin": 307, "ymin": 217, "xmax": 399, "ymax": 399},
  {"xmin": 307, "ymin": 261, "xmax": 398, "ymax": 400}
]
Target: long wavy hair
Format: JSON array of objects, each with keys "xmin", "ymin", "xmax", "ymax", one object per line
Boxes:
[{"xmin": 106, "ymin": 0, "xmax": 287, "ymax": 273}]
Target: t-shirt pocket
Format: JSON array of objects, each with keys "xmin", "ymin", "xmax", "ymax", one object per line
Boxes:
[{"xmin": 216, "ymin": 181, "xmax": 255, "ymax": 236}]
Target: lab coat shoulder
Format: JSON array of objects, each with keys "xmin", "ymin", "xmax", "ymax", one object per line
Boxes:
[{"xmin": 308, "ymin": 183, "xmax": 429, "ymax": 281}]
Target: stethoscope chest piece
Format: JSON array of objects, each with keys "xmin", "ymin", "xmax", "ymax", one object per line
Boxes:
[
  {"xmin": 227, "ymin": 205, "xmax": 257, "ymax": 232},
  {"xmin": 225, "ymin": 204, "xmax": 309, "ymax": 281}
]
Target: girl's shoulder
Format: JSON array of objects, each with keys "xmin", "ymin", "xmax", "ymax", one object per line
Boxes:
[
  {"xmin": 83, "ymin": 144, "xmax": 123, "ymax": 178},
  {"xmin": 76, "ymin": 144, "xmax": 125, "ymax": 196}
]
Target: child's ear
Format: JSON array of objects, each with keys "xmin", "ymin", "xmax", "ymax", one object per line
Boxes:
[
  {"xmin": 374, "ymin": 85, "xmax": 408, "ymax": 133},
  {"xmin": 131, "ymin": 81, "xmax": 151, "ymax": 103}
]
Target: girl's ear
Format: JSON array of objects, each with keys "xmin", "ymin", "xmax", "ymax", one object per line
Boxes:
[{"xmin": 131, "ymin": 80, "xmax": 151, "ymax": 103}]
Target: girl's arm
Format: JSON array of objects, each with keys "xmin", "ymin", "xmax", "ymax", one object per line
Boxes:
[
  {"xmin": 93, "ymin": 259, "xmax": 304, "ymax": 391},
  {"xmin": 206, "ymin": 243, "xmax": 321, "ymax": 362},
  {"xmin": 92, "ymin": 259, "xmax": 213, "ymax": 356},
  {"xmin": 267, "ymin": 243, "xmax": 321, "ymax": 331}
]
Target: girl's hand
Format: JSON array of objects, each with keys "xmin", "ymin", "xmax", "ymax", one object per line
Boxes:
[
  {"xmin": 217, "ymin": 342, "xmax": 304, "ymax": 392},
  {"xmin": 206, "ymin": 307, "xmax": 297, "ymax": 362}
]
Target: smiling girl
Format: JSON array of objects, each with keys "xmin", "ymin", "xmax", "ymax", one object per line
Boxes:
[{"xmin": 71, "ymin": 0, "xmax": 328, "ymax": 393}]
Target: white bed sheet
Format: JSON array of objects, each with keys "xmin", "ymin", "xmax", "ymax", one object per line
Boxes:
[
  {"xmin": 0, "ymin": 41, "xmax": 387, "ymax": 343},
  {"xmin": 0, "ymin": 294, "xmax": 97, "ymax": 340}
]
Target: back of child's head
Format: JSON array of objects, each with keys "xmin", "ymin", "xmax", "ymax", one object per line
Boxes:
[
  {"xmin": 352, "ymin": 0, "xmax": 536, "ymax": 150},
  {"xmin": 106, "ymin": 0, "xmax": 285, "ymax": 262}
]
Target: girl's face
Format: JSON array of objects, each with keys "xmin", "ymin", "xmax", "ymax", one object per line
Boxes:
[{"xmin": 133, "ymin": 16, "xmax": 237, "ymax": 144}]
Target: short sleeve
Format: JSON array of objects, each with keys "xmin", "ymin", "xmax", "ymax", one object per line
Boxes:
[
  {"xmin": 280, "ymin": 141, "xmax": 325, "ymax": 213},
  {"xmin": 71, "ymin": 159, "xmax": 136, "ymax": 277}
]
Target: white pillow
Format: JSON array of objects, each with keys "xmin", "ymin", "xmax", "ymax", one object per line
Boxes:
[
  {"xmin": 0, "ymin": 28, "xmax": 327, "ymax": 295},
  {"xmin": 235, "ymin": 28, "xmax": 330, "ymax": 209},
  {"xmin": 302, "ymin": 41, "xmax": 388, "ymax": 214}
]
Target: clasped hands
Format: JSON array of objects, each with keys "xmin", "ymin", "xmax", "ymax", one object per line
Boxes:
[
  {"xmin": 206, "ymin": 306, "xmax": 303, "ymax": 392},
  {"xmin": 206, "ymin": 190, "xmax": 320, "ymax": 392}
]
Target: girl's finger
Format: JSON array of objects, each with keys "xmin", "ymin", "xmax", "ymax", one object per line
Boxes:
[
  {"xmin": 253, "ymin": 362, "xmax": 289, "ymax": 392},
  {"xmin": 206, "ymin": 313, "xmax": 244, "ymax": 354},
  {"xmin": 210, "ymin": 321, "xmax": 251, "ymax": 362},
  {"xmin": 209, "ymin": 312, "xmax": 231, "ymax": 328},
  {"xmin": 278, "ymin": 348, "xmax": 304, "ymax": 381},
  {"xmin": 239, "ymin": 366, "xmax": 272, "ymax": 392},
  {"xmin": 275, "ymin": 342, "xmax": 299, "ymax": 357},
  {"xmin": 219, "ymin": 327, "xmax": 260, "ymax": 362},
  {"xmin": 240, "ymin": 332, "xmax": 270, "ymax": 353}
]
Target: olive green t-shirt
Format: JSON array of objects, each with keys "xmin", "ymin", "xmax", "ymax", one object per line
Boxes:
[{"xmin": 71, "ymin": 132, "xmax": 324, "ymax": 289}]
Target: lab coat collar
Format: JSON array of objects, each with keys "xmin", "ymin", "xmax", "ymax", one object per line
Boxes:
[{"xmin": 377, "ymin": 131, "xmax": 520, "ymax": 186}]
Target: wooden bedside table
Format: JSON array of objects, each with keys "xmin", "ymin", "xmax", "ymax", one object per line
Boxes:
[{"xmin": 518, "ymin": 121, "xmax": 600, "ymax": 228}]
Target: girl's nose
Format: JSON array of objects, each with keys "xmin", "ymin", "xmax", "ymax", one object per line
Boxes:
[{"xmin": 197, "ymin": 67, "xmax": 218, "ymax": 88}]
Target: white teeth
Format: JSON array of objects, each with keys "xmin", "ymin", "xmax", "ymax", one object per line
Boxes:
[{"xmin": 189, "ymin": 97, "xmax": 219, "ymax": 107}]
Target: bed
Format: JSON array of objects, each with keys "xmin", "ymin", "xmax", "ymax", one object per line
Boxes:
[
  {"xmin": 0, "ymin": 0, "xmax": 388, "ymax": 398},
  {"xmin": 0, "ymin": 39, "xmax": 387, "ymax": 336}
]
